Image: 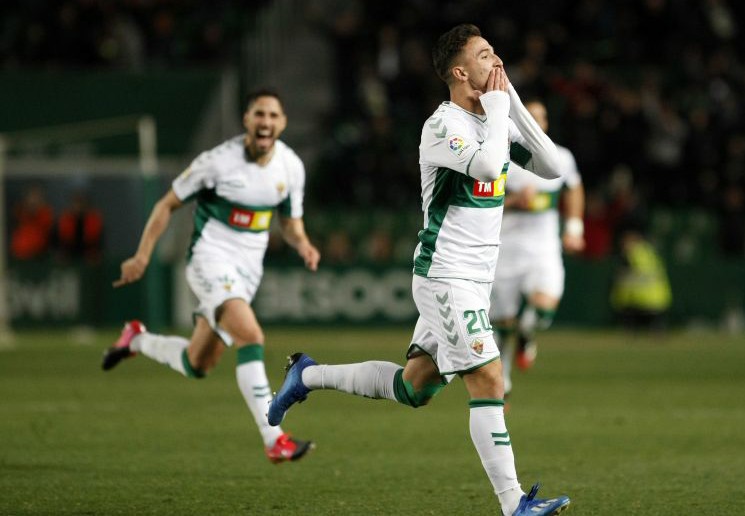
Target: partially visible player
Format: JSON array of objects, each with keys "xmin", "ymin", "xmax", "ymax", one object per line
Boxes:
[
  {"xmin": 102, "ymin": 89, "xmax": 320, "ymax": 464},
  {"xmin": 268, "ymin": 24, "xmax": 570, "ymax": 516},
  {"xmin": 490, "ymin": 99, "xmax": 585, "ymax": 397}
]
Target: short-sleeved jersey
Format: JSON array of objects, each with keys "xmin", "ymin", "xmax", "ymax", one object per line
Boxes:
[
  {"xmin": 500, "ymin": 144, "xmax": 581, "ymax": 257},
  {"xmin": 414, "ymin": 101, "xmax": 534, "ymax": 282},
  {"xmin": 172, "ymin": 136, "xmax": 305, "ymax": 263}
]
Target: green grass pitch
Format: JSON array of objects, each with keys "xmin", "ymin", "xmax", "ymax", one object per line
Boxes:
[{"xmin": 1, "ymin": 327, "xmax": 744, "ymax": 515}]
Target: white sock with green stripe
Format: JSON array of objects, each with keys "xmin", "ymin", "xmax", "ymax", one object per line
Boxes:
[
  {"xmin": 130, "ymin": 333, "xmax": 190, "ymax": 376},
  {"xmin": 236, "ymin": 344, "xmax": 282, "ymax": 447},
  {"xmin": 469, "ymin": 399, "xmax": 524, "ymax": 516},
  {"xmin": 519, "ymin": 305, "xmax": 556, "ymax": 335},
  {"xmin": 301, "ymin": 361, "xmax": 400, "ymax": 401}
]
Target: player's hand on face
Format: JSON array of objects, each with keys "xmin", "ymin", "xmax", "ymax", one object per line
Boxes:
[
  {"xmin": 485, "ymin": 68, "xmax": 498, "ymax": 93},
  {"xmin": 112, "ymin": 255, "xmax": 149, "ymax": 287},
  {"xmin": 475, "ymin": 67, "xmax": 508, "ymax": 100},
  {"xmin": 496, "ymin": 66, "xmax": 509, "ymax": 92},
  {"xmin": 473, "ymin": 68, "xmax": 495, "ymax": 99}
]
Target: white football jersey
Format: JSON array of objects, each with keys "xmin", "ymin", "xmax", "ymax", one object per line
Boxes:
[
  {"xmin": 172, "ymin": 136, "xmax": 305, "ymax": 263},
  {"xmin": 499, "ymin": 144, "xmax": 581, "ymax": 257},
  {"xmin": 414, "ymin": 101, "xmax": 535, "ymax": 282}
]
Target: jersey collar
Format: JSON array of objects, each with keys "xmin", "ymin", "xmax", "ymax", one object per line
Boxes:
[{"xmin": 441, "ymin": 101, "xmax": 487, "ymax": 123}]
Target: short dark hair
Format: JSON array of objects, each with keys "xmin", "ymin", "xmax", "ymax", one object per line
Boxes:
[
  {"xmin": 432, "ymin": 24, "xmax": 482, "ymax": 84},
  {"xmin": 244, "ymin": 88, "xmax": 283, "ymax": 113}
]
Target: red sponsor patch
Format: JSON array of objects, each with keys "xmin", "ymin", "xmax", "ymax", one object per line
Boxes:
[
  {"xmin": 472, "ymin": 173, "xmax": 507, "ymax": 198},
  {"xmin": 229, "ymin": 208, "xmax": 254, "ymax": 228},
  {"xmin": 473, "ymin": 181, "xmax": 495, "ymax": 197}
]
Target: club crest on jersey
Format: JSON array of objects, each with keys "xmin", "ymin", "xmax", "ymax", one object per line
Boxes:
[
  {"xmin": 218, "ymin": 275, "xmax": 235, "ymax": 292},
  {"xmin": 471, "ymin": 339, "xmax": 484, "ymax": 355},
  {"xmin": 473, "ymin": 172, "xmax": 507, "ymax": 198},
  {"xmin": 448, "ymin": 135, "xmax": 470, "ymax": 157},
  {"xmin": 276, "ymin": 182, "xmax": 286, "ymax": 195}
]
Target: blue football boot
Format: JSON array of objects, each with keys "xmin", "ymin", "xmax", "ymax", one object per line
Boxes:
[
  {"xmin": 513, "ymin": 483, "xmax": 570, "ymax": 515},
  {"xmin": 268, "ymin": 353, "xmax": 317, "ymax": 426}
]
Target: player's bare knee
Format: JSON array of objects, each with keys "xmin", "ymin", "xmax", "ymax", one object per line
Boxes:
[
  {"xmin": 243, "ymin": 329, "xmax": 264, "ymax": 345},
  {"xmin": 215, "ymin": 300, "xmax": 264, "ymax": 344},
  {"xmin": 462, "ymin": 361, "xmax": 504, "ymax": 399},
  {"xmin": 225, "ymin": 323, "xmax": 264, "ymax": 346}
]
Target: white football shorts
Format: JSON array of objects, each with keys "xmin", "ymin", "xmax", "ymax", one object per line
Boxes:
[
  {"xmin": 490, "ymin": 251, "xmax": 565, "ymax": 320},
  {"xmin": 408, "ymin": 275, "xmax": 499, "ymax": 376},
  {"xmin": 185, "ymin": 252, "xmax": 264, "ymax": 346}
]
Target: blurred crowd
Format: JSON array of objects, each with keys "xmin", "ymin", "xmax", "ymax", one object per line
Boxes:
[
  {"xmin": 305, "ymin": 0, "xmax": 745, "ymax": 259},
  {"xmin": 3, "ymin": 0, "xmax": 744, "ymax": 260},
  {"xmin": 0, "ymin": 0, "xmax": 269, "ymax": 69},
  {"xmin": 10, "ymin": 185, "xmax": 104, "ymax": 264}
]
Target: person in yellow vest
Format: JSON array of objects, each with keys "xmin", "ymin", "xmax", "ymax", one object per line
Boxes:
[{"xmin": 610, "ymin": 229, "xmax": 672, "ymax": 330}]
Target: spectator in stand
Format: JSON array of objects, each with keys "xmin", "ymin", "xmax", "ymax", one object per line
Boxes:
[
  {"xmin": 324, "ymin": 229, "xmax": 356, "ymax": 265},
  {"xmin": 55, "ymin": 189, "xmax": 104, "ymax": 264},
  {"xmin": 610, "ymin": 227, "xmax": 672, "ymax": 331},
  {"xmin": 10, "ymin": 185, "xmax": 54, "ymax": 261},
  {"xmin": 582, "ymin": 188, "xmax": 614, "ymax": 260},
  {"xmin": 3, "ymin": 0, "xmax": 745, "ymax": 225}
]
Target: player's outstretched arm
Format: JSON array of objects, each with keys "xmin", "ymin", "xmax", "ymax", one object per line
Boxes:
[
  {"xmin": 279, "ymin": 217, "xmax": 320, "ymax": 272},
  {"xmin": 113, "ymin": 189, "xmax": 183, "ymax": 287}
]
